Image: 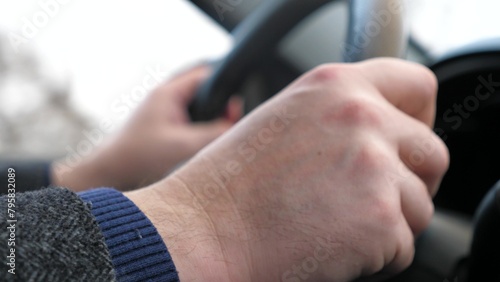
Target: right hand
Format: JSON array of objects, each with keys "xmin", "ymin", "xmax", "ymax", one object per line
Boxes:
[{"xmin": 128, "ymin": 58, "xmax": 450, "ymax": 282}]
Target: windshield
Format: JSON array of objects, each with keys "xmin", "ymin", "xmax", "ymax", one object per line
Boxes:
[
  {"xmin": 0, "ymin": 0, "xmax": 499, "ymax": 158},
  {"xmin": 411, "ymin": 0, "xmax": 500, "ymax": 58}
]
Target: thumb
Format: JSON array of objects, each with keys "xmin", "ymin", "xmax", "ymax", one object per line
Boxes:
[{"xmin": 167, "ymin": 65, "xmax": 212, "ymax": 105}]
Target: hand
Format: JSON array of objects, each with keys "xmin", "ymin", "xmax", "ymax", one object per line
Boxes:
[
  {"xmin": 52, "ymin": 66, "xmax": 241, "ymax": 191},
  {"xmin": 126, "ymin": 59, "xmax": 449, "ymax": 281}
]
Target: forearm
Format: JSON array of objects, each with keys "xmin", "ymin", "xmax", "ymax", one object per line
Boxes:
[{"xmin": 125, "ymin": 177, "xmax": 237, "ymax": 282}]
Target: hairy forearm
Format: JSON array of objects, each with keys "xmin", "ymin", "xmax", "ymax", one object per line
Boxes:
[{"xmin": 125, "ymin": 176, "xmax": 239, "ymax": 282}]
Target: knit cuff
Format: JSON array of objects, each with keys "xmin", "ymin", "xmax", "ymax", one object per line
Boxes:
[{"xmin": 79, "ymin": 188, "xmax": 180, "ymax": 282}]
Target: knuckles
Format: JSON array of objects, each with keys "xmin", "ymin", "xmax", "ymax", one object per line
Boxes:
[
  {"xmin": 349, "ymin": 139, "xmax": 391, "ymax": 174},
  {"xmin": 369, "ymin": 197, "xmax": 402, "ymax": 231},
  {"xmin": 277, "ymin": 60, "xmax": 439, "ymax": 277},
  {"xmin": 306, "ymin": 64, "xmax": 352, "ymax": 83},
  {"xmin": 328, "ymin": 96, "xmax": 385, "ymax": 129},
  {"xmin": 300, "ymin": 65, "xmax": 388, "ymax": 130}
]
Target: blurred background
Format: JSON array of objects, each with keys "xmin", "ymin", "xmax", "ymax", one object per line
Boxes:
[{"xmin": 0, "ymin": 0, "xmax": 499, "ymax": 160}]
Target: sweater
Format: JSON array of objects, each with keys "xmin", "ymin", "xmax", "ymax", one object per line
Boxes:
[{"xmin": 0, "ymin": 187, "xmax": 180, "ymax": 282}]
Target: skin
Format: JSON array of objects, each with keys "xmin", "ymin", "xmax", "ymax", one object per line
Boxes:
[
  {"xmin": 51, "ymin": 66, "xmax": 242, "ymax": 191},
  {"xmin": 126, "ymin": 59, "xmax": 450, "ymax": 282}
]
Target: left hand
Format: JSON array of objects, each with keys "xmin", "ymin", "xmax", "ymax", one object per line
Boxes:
[{"xmin": 52, "ymin": 66, "xmax": 241, "ymax": 191}]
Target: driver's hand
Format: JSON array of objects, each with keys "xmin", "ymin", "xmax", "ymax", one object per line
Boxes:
[
  {"xmin": 127, "ymin": 59, "xmax": 450, "ymax": 282},
  {"xmin": 52, "ymin": 66, "xmax": 242, "ymax": 192}
]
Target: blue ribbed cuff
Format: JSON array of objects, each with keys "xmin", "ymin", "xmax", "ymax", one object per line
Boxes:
[{"xmin": 79, "ymin": 188, "xmax": 180, "ymax": 282}]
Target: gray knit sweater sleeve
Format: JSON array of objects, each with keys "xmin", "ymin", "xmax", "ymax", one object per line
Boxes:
[{"xmin": 0, "ymin": 187, "xmax": 115, "ymax": 282}]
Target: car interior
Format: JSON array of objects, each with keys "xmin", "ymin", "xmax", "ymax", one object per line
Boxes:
[
  {"xmin": 187, "ymin": 0, "xmax": 500, "ymax": 281},
  {"xmin": 0, "ymin": 0, "xmax": 498, "ymax": 281}
]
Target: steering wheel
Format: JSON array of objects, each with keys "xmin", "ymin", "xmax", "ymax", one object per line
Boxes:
[
  {"xmin": 188, "ymin": 1, "xmax": 500, "ymax": 281},
  {"xmin": 189, "ymin": 0, "xmax": 408, "ymax": 121}
]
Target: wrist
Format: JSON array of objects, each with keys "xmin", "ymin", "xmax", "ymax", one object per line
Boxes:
[
  {"xmin": 125, "ymin": 174, "xmax": 250, "ymax": 282},
  {"xmin": 51, "ymin": 145, "xmax": 121, "ymax": 191},
  {"xmin": 51, "ymin": 156, "xmax": 101, "ymax": 192}
]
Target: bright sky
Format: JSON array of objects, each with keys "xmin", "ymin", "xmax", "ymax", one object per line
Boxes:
[{"xmin": 0, "ymin": 0, "xmax": 232, "ymax": 122}]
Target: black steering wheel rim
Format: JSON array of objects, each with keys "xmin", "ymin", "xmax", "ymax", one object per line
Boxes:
[{"xmin": 189, "ymin": 0, "xmax": 408, "ymax": 121}]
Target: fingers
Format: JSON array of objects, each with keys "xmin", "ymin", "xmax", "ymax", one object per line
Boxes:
[
  {"xmin": 397, "ymin": 167, "xmax": 435, "ymax": 235},
  {"xmin": 398, "ymin": 124, "xmax": 449, "ymax": 197},
  {"xmin": 383, "ymin": 214, "xmax": 416, "ymax": 276},
  {"xmin": 163, "ymin": 65, "xmax": 242, "ymax": 124},
  {"xmin": 224, "ymin": 96, "xmax": 244, "ymax": 124},
  {"xmin": 183, "ymin": 96, "xmax": 243, "ymax": 149},
  {"xmin": 356, "ymin": 58, "xmax": 438, "ymax": 128},
  {"xmin": 388, "ymin": 109, "xmax": 449, "ymax": 197},
  {"xmin": 165, "ymin": 65, "xmax": 212, "ymax": 105},
  {"xmin": 354, "ymin": 59, "xmax": 449, "ymax": 196}
]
